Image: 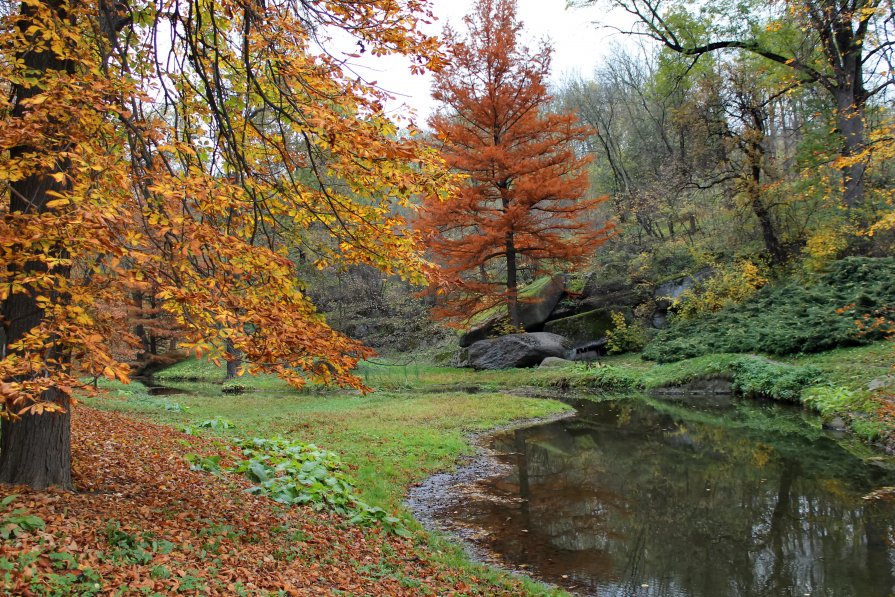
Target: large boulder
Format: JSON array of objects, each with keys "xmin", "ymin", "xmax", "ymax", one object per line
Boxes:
[
  {"xmin": 539, "ymin": 356, "xmax": 574, "ymax": 368},
  {"xmin": 543, "ymin": 308, "xmax": 619, "ymax": 344},
  {"xmin": 579, "ymin": 274, "xmax": 646, "ymax": 313},
  {"xmin": 467, "ymin": 332, "xmax": 571, "ymax": 370},
  {"xmin": 458, "ymin": 313, "xmax": 504, "ymax": 348},
  {"xmin": 458, "ymin": 275, "xmax": 567, "ymax": 347},
  {"xmin": 518, "ymin": 275, "xmax": 566, "ymax": 330}
]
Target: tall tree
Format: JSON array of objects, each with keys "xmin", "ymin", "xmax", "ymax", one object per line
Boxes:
[
  {"xmin": 418, "ymin": 0, "xmax": 611, "ymax": 327},
  {"xmin": 0, "ymin": 0, "xmax": 452, "ymax": 489},
  {"xmin": 573, "ymin": 0, "xmax": 895, "ymax": 212}
]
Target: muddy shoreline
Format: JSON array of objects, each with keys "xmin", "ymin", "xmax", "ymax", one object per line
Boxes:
[{"xmin": 404, "ymin": 410, "xmax": 577, "ymax": 591}]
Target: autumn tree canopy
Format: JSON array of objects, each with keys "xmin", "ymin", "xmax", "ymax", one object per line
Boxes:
[
  {"xmin": 418, "ymin": 0, "xmax": 612, "ymax": 327},
  {"xmin": 0, "ymin": 0, "xmax": 452, "ymax": 488},
  {"xmin": 572, "ymin": 0, "xmax": 895, "ymax": 215}
]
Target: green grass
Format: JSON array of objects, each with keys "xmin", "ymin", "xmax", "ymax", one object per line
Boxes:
[{"xmin": 92, "ymin": 381, "xmax": 569, "ymax": 510}]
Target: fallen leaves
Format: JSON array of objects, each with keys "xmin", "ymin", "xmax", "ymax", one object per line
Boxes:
[{"xmin": 0, "ymin": 408, "xmax": 527, "ymax": 595}]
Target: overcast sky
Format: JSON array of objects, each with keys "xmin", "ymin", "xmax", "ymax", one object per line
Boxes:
[{"xmin": 331, "ymin": 0, "xmax": 635, "ymax": 125}]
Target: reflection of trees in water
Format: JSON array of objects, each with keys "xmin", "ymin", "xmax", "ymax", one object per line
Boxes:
[{"xmin": 466, "ymin": 401, "xmax": 895, "ymax": 596}]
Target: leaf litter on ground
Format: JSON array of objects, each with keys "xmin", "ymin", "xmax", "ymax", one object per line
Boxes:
[{"xmin": 0, "ymin": 407, "xmax": 531, "ymax": 595}]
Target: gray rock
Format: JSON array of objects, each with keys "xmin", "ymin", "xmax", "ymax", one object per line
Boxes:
[
  {"xmin": 582, "ymin": 274, "xmax": 629, "ymax": 299},
  {"xmin": 451, "ymin": 347, "xmax": 470, "ymax": 368},
  {"xmin": 655, "ymin": 276, "xmax": 697, "ymax": 302},
  {"xmin": 539, "ymin": 356, "xmax": 573, "ymax": 368},
  {"xmin": 518, "ymin": 275, "xmax": 566, "ymax": 330},
  {"xmin": 650, "ymin": 376, "xmax": 734, "ymax": 396},
  {"xmin": 654, "ymin": 268, "xmax": 714, "ymax": 309},
  {"xmin": 869, "ymin": 375, "xmax": 895, "ymax": 392},
  {"xmin": 458, "ymin": 313, "xmax": 504, "ymax": 348},
  {"xmin": 822, "ymin": 416, "xmax": 848, "ymax": 432},
  {"xmin": 569, "ymin": 337, "xmax": 609, "ymax": 361},
  {"xmin": 467, "ymin": 332, "xmax": 571, "ymax": 370}
]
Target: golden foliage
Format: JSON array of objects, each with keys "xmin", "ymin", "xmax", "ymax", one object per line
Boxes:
[
  {"xmin": 0, "ymin": 0, "xmax": 454, "ymax": 416},
  {"xmin": 673, "ymin": 260, "xmax": 768, "ymax": 319}
]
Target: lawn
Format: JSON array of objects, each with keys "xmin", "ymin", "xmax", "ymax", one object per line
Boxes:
[{"xmin": 92, "ymin": 382, "xmax": 570, "ymax": 509}]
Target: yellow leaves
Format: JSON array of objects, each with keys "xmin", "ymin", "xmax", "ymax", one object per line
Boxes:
[
  {"xmin": 674, "ymin": 260, "xmax": 769, "ymax": 319},
  {"xmin": 0, "ymin": 0, "xmax": 456, "ymax": 412},
  {"xmin": 101, "ymin": 364, "xmax": 130, "ymax": 384},
  {"xmin": 19, "ymin": 401, "xmax": 65, "ymax": 416}
]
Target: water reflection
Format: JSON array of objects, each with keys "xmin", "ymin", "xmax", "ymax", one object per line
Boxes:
[{"xmin": 451, "ymin": 398, "xmax": 895, "ymax": 596}]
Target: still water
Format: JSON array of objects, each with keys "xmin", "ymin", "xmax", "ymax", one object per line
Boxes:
[{"xmin": 441, "ymin": 397, "xmax": 895, "ymax": 596}]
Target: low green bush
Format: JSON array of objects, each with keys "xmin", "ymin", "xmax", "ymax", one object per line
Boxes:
[
  {"xmin": 231, "ymin": 438, "xmax": 408, "ymax": 535},
  {"xmin": 644, "ymin": 257, "xmax": 895, "ymax": 362},
  {"xmin": 729, "ymin": 357, "xmax": 824, "ymax": 402},
  {"xmin": 606, "ymin": 312, "xmax": 649, "ymax": 354}
]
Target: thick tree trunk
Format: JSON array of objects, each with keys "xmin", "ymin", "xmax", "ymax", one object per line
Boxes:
[
  {"xmin": 0, "ymin": 394, "xmax": 71, "ymax": 489},
  {"xmin": 0, "ymin": 0, "xmax": 75, "ymax": 490}
]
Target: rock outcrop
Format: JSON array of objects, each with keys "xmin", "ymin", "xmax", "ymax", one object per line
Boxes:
[{"xmin": 467, "ymin": 332, "xmax": 571, "ymax": 370}]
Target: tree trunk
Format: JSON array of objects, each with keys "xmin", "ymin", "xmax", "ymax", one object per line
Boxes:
[
  {"xmin": 0, "ymin": 0, "xmax": 75, "ymax": 490},
  {"xmin": 225, "ymin": 338, "xmax": 242, "ymax": 380},
  {"xmin": 747, "ymin": 149, "xmax": 786, "ymax": 265},
  {"xmin": 505, "ymin": 231, "xmax": 520, "ymax": 328},
  {"xmin": 744, "ymin": 107, "xmax": 786, "ymax": 265},
  {"xmin": 0, "ymin": 395, "xmax": 71, "ymax": 489},
  {"xmin": 834, "ymin": 90, "xmax": 867, "ymax": 211}
]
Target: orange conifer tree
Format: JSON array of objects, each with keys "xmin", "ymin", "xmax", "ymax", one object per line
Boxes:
[{"xmin": 418, "ymin": 0, "xmax": 612, "ymax": 328}]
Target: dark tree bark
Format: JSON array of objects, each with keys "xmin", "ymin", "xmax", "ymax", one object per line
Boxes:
[
  {"xmin": 506, "ymin": 231, "xmax": 520, "ymax": 328},
  {"xmin": 0, "ymin": 0, "xmax": 75, "ymax": 490},
  {"xmin": 743, "ymin": 108, "xmax": 787, "ymax": 265},
  {"xmin": 224, "ymin": 338, "xmax": 242, "ymax": 380}
]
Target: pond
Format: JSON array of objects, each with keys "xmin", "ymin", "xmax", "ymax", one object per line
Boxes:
[{"xmin": 414, "ymin": 396, "xmax": 895, "ymax": 597}]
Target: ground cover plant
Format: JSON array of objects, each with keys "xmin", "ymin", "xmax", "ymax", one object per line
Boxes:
[
  {"xmin": 93, "ymin": 380, "xmax": 570, "ymax": 509},
  {"xmin": 644, "ymin": 258, "xmax": 895, "ymax": 362}
]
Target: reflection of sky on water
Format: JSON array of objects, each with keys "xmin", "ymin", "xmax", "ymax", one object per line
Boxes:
[{"xmin": 445, "ymin": 398, "xmax": 895, "ymax": 597}]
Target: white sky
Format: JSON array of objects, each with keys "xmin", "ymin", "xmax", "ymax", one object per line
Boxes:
[{"xmin": 330, "ymin": 0, "xmax": 635, "ymax": 126}]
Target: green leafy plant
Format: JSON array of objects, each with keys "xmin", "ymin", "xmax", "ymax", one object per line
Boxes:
[
  {"xmin": 0, "ymin": 495, "xmax": 45, "ymax": 540},
  {"xmin": 197, "ymin": 417, "xmax": 235, "ymax": 431},
  {"xmin": 161, "ymin": 400, "xmax": 189, "ymax": 413},
  {"xmin": 184, "ymin": 453, "xmax": 223, "ymax": 473},
  {"xmin": 102, "ymin": 521, "xmax": 176, "ymax": 565},
  {"xmin": 230, "ymin": 437, "xmax": 408, "ymax": 535}
]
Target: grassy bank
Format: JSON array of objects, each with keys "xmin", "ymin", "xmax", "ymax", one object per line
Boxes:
[
  {"xmin": 56, "ymin": 340, "xmax": 889, "ymax": 595},
  {"xmin": 94, "ymin": 381, "xmax": 569, "ymax": 510},
  {"xmin": 151, "ymin": 341, "xmax": 894, "ymax": 443}
]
